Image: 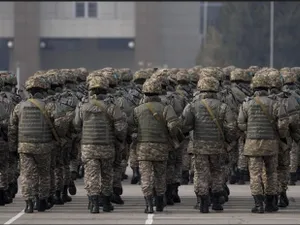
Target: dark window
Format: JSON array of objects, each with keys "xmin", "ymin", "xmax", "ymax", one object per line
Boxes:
[
  {"xmin": 41, "ymin": 39, "xmax": 82, "ymax": 51},
  {"xmin": 97, "ymin": 38, "xmax": 135, "ymax": 51},
  {"xmin": 88, "ymin": 2, "xmax": 97, "ymax": 18},
  {"xmin": 76, "ymin": 2, "xmax": 85, "ymax": 18}
]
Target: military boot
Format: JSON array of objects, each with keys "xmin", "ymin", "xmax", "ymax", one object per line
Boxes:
[
  {"xmin": 194, "ymin": 194, "xmax": 201, "ymax": 209},
  {"xmin": 238, "ymin": 170, "xmax": 246, "ymax": 185},
  {"xmin": 251, "ymin": 195, "xmax": 264, "ymax": 213},
  {"xmin": 289, "ymin": 172, "xmax": 297, "ymax": 185},
  {"xmin": 4, "ymin": 189, "xmax": 12, "ymax": 204},
  {"xmin": 8, "ymin": 183, "xmax": 17, "ymax": 199},
  {"xmin": 211, "ymin": 192, "xmax": 224, "ymax": 211},
  {"xmin": 165, "ymin": 184, "xmax": 174, "ymax": 205},
  {"xmin": 37, "ymin": 199, "xmax": 47, "ymax": 212},
  {"xmin": 33, "ymin": 195, "xmax": 39, "ymax": 210},
  {"xmin": 245, "ymin": 170, "xmax": 250, "ymax": 181},
  {"xmin": 172, "ymin": 183, "xmax": 181, "ymax": 203},
  {"xmin": 54, "ymin": 190, "xmax": 64, "ymax": 205},
  {"xmin": 155, "ymin": 195, "xmax": 164, "ymax": 212},
  {"xmin": 90, "ymin": 195, "xmax": 100, "ymax": 214},
  {"xmin": 0, "ymin": 189, "xmax": 5, "ymax": 206},
  {"xmin": 47, "ymin": 195, "xmax": 55, "ymax": 209},
  {"xmin": 111, "ymin": 187, "xmax": 124, "ymax": 205},
  {"xmin": 102, "ymin": 195, "xmax": 112, "ymax": 212},
  {"xmin": 122, "ymin": 172, "xmax": 128, "ymax": 180},
  {"xmin": 200, "ymin": 195, "xmax": 210, "ymax": 213},
  {"xmin": 131, "ymin": 167, "xmax": 140, "ymax": 184},
  {"xmin": 68, "ymin": 180, "xmax": 77, "ymax": 196},
  {"xmin": 62, "ymin": 185, "xmax": 72, "ymax": 202},
  {"xmin": 278, "ymin": 191, "xmax": 289, "ymax": 207},
  {"xmin": 24, "ymin": 200, "xmax": 34, "ymax": 213},
  {"xmin": 88, "ymin": 195, "xmax": 91, "ymax": 210},
  {"xmin": 144, "ymin": 196, "xmax": 154, "ymax": 214},
  {"xmin": 265, "ymin": 195, "xmax": 278, "ymax": 212},
  {"xmin": 181, "ymin": 170, "xmax": 189, "ymax": 185},
  {"xmin": 229, "ymin": 167, "xmax": 238, "ymax": 184},
  {"xmin": 99, "ymin": 194, "xmax": 114, "ymax": 211}
]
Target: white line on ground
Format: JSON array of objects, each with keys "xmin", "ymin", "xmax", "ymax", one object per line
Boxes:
[
  {"xmin": 145, "ymin": 214, "xmax": 154, "ymax": 224},
  {"xmin": 3, "ymin": 210, "xmax": 24, "ymax": 225}
]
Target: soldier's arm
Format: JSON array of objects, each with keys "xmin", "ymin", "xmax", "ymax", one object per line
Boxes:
[
  {"xmin": 237, "ymin": 103, "xmax": 247, "ymax": 132},
  {"xmin": 73, "ymin": 103, "xmax": 83, "ymax": 133},
  {"xmin": 163, "ymin": 105, "xmax": 182, "ymax": 136},
  {"xmin": 108, "ymin": 104, "xmax": 128, "ymax": 142},
  {"xmin": 8, "ymin": 103, "xmax": 20, "ymax": 152},
  {"xmin": 223, "ymin": 104, "xmax": 238, "ymax": 143},
  {"xmin": 273, "ymin": 101, "xmax": 289, "ymax": 139},
  {"xmin": 180, "ymin": 103, "xmax": 194, "ymax": 134}
]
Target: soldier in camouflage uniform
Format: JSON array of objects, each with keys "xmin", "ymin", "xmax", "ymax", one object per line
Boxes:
[
  {"xmin": 129, "ymin": 70, "xmax": 151, "ymax": 185},
  {"xmin": 0, "ymin": 77, "xmax": 10, "ymax": 206},
  {"xmin": 9, "ymin": 76, "xmax": 54, "ymax": 213},
  {"xmin": 182, "ymin": 76, "xmax": 237, "ymax": 213},
  {"xmin": 0, "ymin": 72, "xmax": 22, "ymax": 201},
  {"xmin": 238, "ymin": 72, "xmax": 289, "ymax": 213},
  {"xmin": 73, "ymin": 74, "xmax": 127, "ymax": 214},
  {"xmin": 129, "ymin": 77, "xmax": 182, "ymax": 213}
]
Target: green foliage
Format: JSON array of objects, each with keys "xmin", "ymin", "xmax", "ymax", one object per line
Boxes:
[{"xmin": 196, "ymin": 2, "xmax": 300, "ymax": 68}]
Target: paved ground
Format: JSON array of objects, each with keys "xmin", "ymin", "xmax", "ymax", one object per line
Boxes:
[{"xmin": 1, "ymin": 167, "xmax": 300, "ymax": 224}]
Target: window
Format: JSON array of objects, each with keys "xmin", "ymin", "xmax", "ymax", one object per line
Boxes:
[
  {"xmin": 88, "ymin": 2, "xmax": 97, "ymax": 18},
  {"xmin": 75, "ymin": 2, "xmax": 98, "ymax": 18},
  {"xmin": 76, "ymin": 2, "xmax": 85, "ymax": 18}
]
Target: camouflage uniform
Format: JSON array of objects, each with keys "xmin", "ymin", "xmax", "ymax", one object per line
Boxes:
[
  {"xmin": 128, "ymin": 70, "xmax": 151, "ymax": 185},
  {"xmin": 238, "ymin": 72, "xmax": 289, "ymax": 213},
  {"xmin": 9, "ymin": 76, "xmax": 54, "ymax": 213},
  {"xmin": 129, "ymin": 77, "xmax": 182, "ymax": 214},
  {"xmin": 73, "ymin": 74, "xmax": 127, "ymax": 214},
  {"xmin": 182, "ymin": 76, "xmax": 237, "ymax": 213}
]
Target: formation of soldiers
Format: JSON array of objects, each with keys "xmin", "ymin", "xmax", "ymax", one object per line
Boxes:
[{"xmin": 0, "ymin": 66, "xmax": 300, "ymax": 214}]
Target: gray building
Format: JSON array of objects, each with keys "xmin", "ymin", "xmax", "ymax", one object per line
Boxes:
[{"xmin": 0, "ymin": 1, "xmax": 222, "ymax": 85}]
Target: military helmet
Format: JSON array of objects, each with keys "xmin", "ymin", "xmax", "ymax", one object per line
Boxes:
[
  {"xmin": 142, "ymin": 78, "xmax": 161, "ymax": 94},
  {"xmin": 59, "ymin": 69, "xmax": 77, "ymax": 84},
  {"xmin": 75, "ymin": 67, "xmax": 89, "ymax": 82},
  {"xmin": 1, "ymin": 72, "xmax": 17, "ymax": 86},
  {"xmin": 280, "ymin": 67, "xmax": 291, "ymax": 73},
  {"xmin": 199, "ymin": 67, "xmax": 222, "ymax": 81},
  {"xmin": 86, "ymin": 70, "xmax": 102, "ymax": 83},
  {"xmin": 222, "ymin": 66, "xmax": 236, "ymax": 77},
  {"xmin": 197, "ymin": 76, "xmax": 219, "ymax": 92},
  {"xmin": 230, "ymin": 68, "xmax": 252, "ymax": 82},
  {"xmin": 267, "ymin": 69, "xmax": 282, "ymax": 88},
  {"xmin": 101, "ymin": 69, "xmax": 118, "ymax": 86},
  {"xmin": 281, "ymin": 70, "xmax": 297, "ymax": 84},
  {"xmin": 247, "ymin": 66, "xmax": 261, "ymax": 77},
  {"xmin": 133, "ymin": 70, "xmax": 151, "ymax": 82},
  {"xmin": 45, "ymin": 70, "xmax": 61, "ymax": 86},
  {"xmin": 33, "ymin": 70, "xmax": 47, "ymax": 77},
  {"xmin": 25, "ymin": 76, "xmax": 50, "ymax": 90},
  {"xmin": 88, "ymin": 75, "xmax": 109, "ymax": 90},
  {"xmin": 176, "ymin": 69, "xmax": 190, "ymax": 82},
  {"xmin": 119, "ymin": 68, "xmax": 133, "ymax": 82},
  {"xmin": 152, "ymin": 69, "xmax": 168, "ymax": 79},
  {"xmin": 251, "ymin": 73, "xmax": 269, "ymax": 89},
  {"xmin": 188, "ymin": 68, "xmax": 200, "ymax": 83}
]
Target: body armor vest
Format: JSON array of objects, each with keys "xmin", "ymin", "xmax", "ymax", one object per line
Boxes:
[
  {"xmin": 81, "ymin": 102, "xmax": 114, "ymax": 145},
  {"xmin": 193, "ymin": 99, "xmax": 223, "ymax": 142},
  {"xmin": 135, "ymin": 102, "xmax": 169, "ymax": 143},
  {"xmin": 246, "ymin": 100, "xmax": 276, "ymax": 140},
  {"xmin": 18, "ymin": 100, "xmax": 52, "ymax": 143}
]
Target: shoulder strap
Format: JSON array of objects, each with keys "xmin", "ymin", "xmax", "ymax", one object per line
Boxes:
[
  {"xmin": 27, "ymin": 98, "xmax": 61, "ymax": 144},
  {"xmin": 200, "ymin": 99, "xmax": 225, "ymax": 141},
  {"xmin": 145, "ymin": 102, "xmax": 164, "ymax": 123},
  {"xmin": 90, "ymin": 99, "xmax": 113, "ymax": 122}
]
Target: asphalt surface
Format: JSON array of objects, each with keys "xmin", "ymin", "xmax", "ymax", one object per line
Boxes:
[{"xmin": 1, "ymin": 167, "xmax": 300, "ymax": 224}]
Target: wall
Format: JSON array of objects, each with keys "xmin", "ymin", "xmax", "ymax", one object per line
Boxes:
[{"xmin": 0, "ymin": 2, "xmax": 14, "ymax": 38}]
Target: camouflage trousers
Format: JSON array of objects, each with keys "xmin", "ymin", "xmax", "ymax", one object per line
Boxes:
[
  {"xmin": 174, "ymin": 146, "xmax": 183, "ymax": 184},
  {"xmin": 63, "ymin": 147, "xmax": 71, "ymax": 186},
  {"xmin": 8, "ymin": 152, "xmax": 19, "ymax": 185},
  {"xmin": 238, "ymin": 135, "xmax": 248, "ymax": 170},
  {"xmin": 129, "ymin": 140, "xmax": 139, "ymax": 168},
  {"xmin": 0, "ymin": 151, "xmax": 8, "ymax": 190},
  {"xmin": 220, "ymin": 152, "xmax": 230, "ymax": 183},
  {"xmin": 113, "ymin": 164, "xmax": 123, "ymax": 190},
  {"xmin": 55, "ymin": 146, "xmax": 65, "ymax": 191},
  {"xmin": 20, "ymin": 153, "xmax": 51, "ymax": 200},
  {"xmin": 248, "ymin": 155, "xmax": 278, "ymax": 195},
  {"xmin": 84, "ymin": 158, "xmax": 113, "ymax": 196},
  {"xmin": 290, "ymin": 141, "xmax": 299, "ymax": 173},
  {"xmin": 50, "ymin": 146, "xmax": 58, "ymax": 195},
  {"xmin": 121, "ymin": 143, "xmax": 129, "ymax": 174},
  {"xmin": 182, "ymin": 146, "xmax": 192, "ymax": 172},
  {"xmin": 228, "ymin": 144, "xmax": 239, "ymax": 177},
  {"xmin": 262, "ymin": 150, "xmax": 290, "ymax": 194},
  {"xmin": 166, "ymin": 151, "xmax": 176, "ymax": 185},
  {"xmin": 139, "ymin": 160, "xmax": 167, "ymax": 196},
  {"xmin": 193, "ymin": 154, "xmax": 223, "ymax": 196}
]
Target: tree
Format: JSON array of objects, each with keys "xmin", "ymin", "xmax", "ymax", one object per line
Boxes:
[{"xmin": 196, "ymin": 2, "xmax": 300, "ymax": 68}]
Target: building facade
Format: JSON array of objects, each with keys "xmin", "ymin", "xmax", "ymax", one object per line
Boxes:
[{"xmin": 0, "ymin": 2, "xmax": 222, "ymax": 85}]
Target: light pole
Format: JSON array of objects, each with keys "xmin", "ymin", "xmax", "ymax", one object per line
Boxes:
[{"xmin": 270, "ymin": 1, "xmax": 274, "ymax": 68}]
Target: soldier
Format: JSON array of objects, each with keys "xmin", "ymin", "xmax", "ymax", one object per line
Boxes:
[
  {"xmin": 129, "ymin": 77, "xmax": 182, "ymax": 213},
  {"xmin": 182, "ymin": 76, "xmax": 237, "ymax": 213},
  {"xmin": 0, "ymin": 78, "xmax": 10, "ymax": 206},
  {"xmin": 129, "ymin": 70, "xmax": 151, "ymax": 185},
  {"xmin": 9, "ymin": 76, "xmax": 54, "ymax": 213},
  {"xmin": 73, "ymin": 74, "xmax": 127, "ymax": 214},
  {"xmin": 238, "ymin": 73, "xmax": 289, "ymax": 213}
]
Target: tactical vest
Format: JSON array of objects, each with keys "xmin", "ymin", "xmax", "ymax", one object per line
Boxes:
[
  {"xmin": 193, "ymin": 100, "xmax": 223, "ymax": 142},
  {"xmin": 81, "ymin": 102, "xmax": 114, "ymax": 145},
  {"xmin": 18, "ymin": 101, "xmax": 52, "ymax": 143},
  {"xmin": 246, "ymin": 101, "xmax": 276, "ymax": 140},
  {"xmin": 135, "ymin": 103, "xmax": 169, "ymax": 143}
]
